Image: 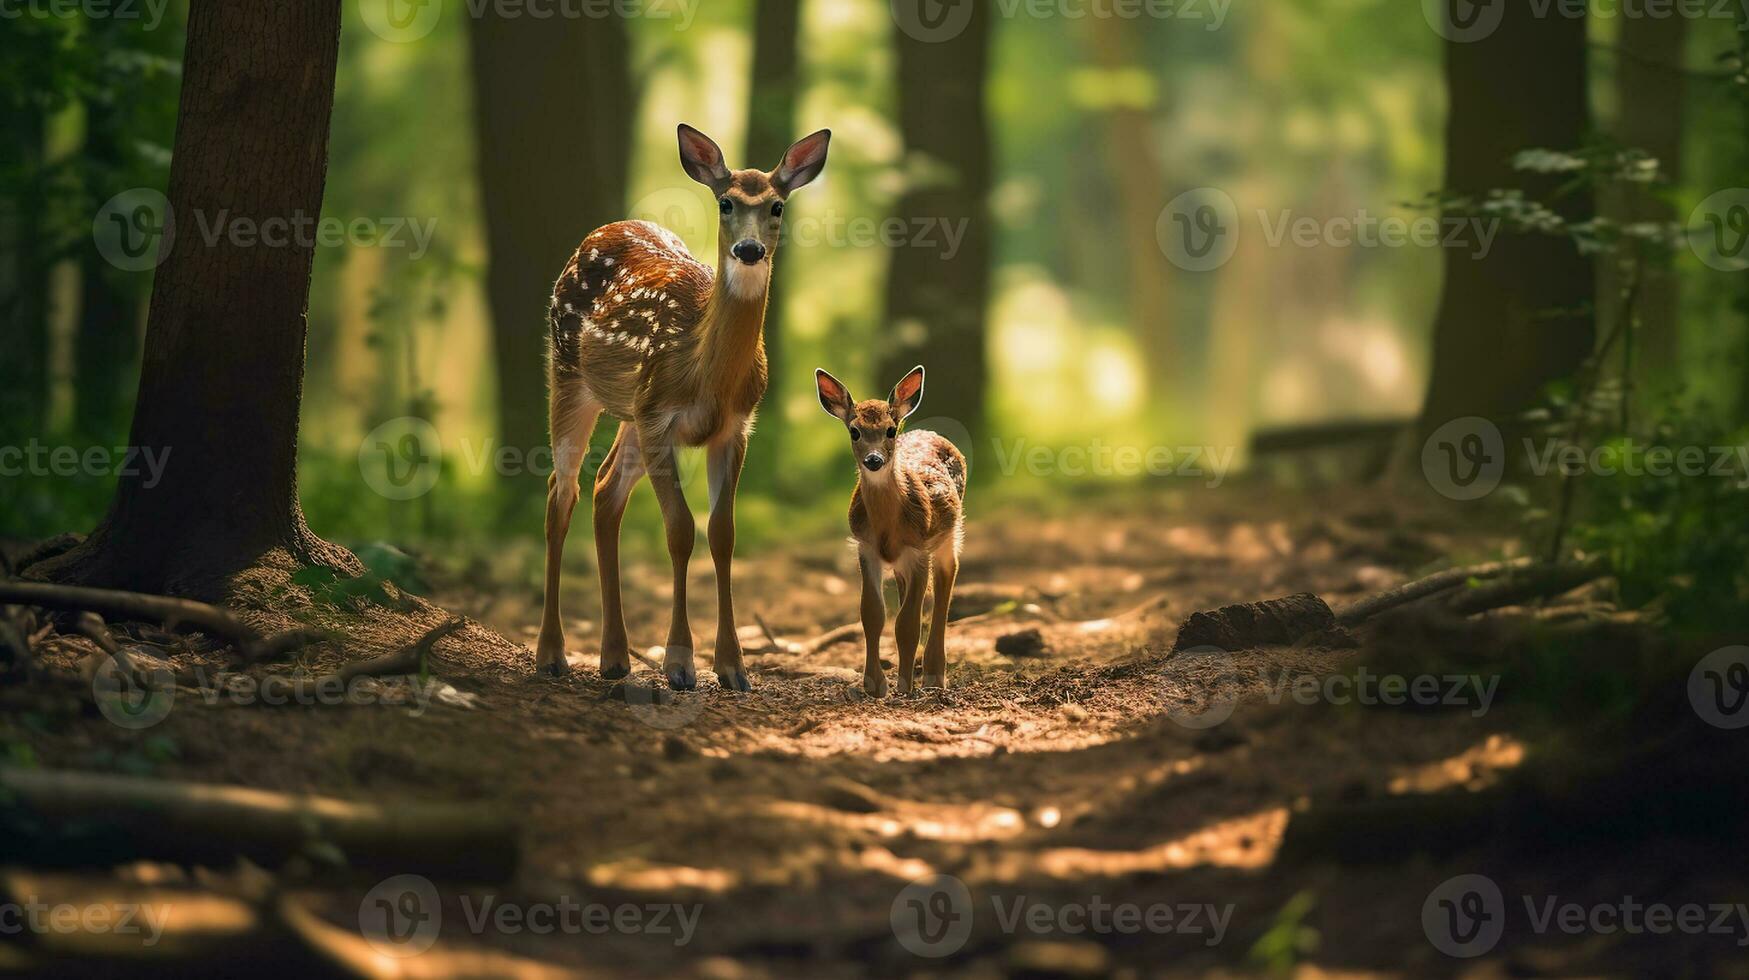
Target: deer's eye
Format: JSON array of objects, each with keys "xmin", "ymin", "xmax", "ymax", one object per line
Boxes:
[
  {"xmin": 718, "ymin": 197, "xmax": 733, "ymax": 216},
  {"xmin": 886, "ymin": 426, "xmax": 897, "ymax": 439},
  {"xmin": 771, "ymin": 201, "xmax": 785, "ymax": 218},
  {"xmin": 849, "ymin": 427, "xmax": 861, "ymax": 441}
]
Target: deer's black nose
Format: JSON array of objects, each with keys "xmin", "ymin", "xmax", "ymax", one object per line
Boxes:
[
  {"xmin": 862, "ymin": 453, "xmax": 884, "ymax": 472},
  {"xmin": 732, "ymin": 240, "xmax": 766, "ymax": 265}
]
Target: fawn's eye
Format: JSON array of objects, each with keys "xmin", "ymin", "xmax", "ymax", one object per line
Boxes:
[
  {"xmin": 886, "ymin": 426, "xmax": 897, "ymax": 439},
  {"xmin": 849, "ymin": 427, "xmax": 861, "ymax": 441},
  {"xmin": 718, "ymin": 197, "xmax": 733, "ymax": 216},
  {"xmin": 771, "ymin": 201, "xmax": 784, "ymax": 218}
]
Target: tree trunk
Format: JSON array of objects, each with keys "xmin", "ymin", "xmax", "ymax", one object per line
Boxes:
[
  {"xmin": 879, "ymin": 4, "xmax": 995, "ymax": 445},
  {"xmin": 466, "ymin": 8, "xmax": 633, "ymax": 486},
  {"xmin": 1085, "ymin": 13, "xmax": 1173, "ymax": 387},
  {"xmin": 75, "ymin": 94, "xmax": 143, "ymax": 442},
  {"xmin": 30, "ymin": 0, "xmax": 354, "ymax": 599},
  {"xmin": 0, "ymin": 107, "xmax": 48, "ymax": 448},
  {"xmin": 1606, "ymin": 12, "xmax": 1687, "ymax": 393},
  {"xmin": 743, "ymin": 0, "xmax": 803, "ymax": 496},
  {"xmin": 1417, "ymin": 2, "xmax": 1594, "ymax": 446}
]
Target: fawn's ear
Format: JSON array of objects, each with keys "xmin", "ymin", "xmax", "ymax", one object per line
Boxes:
[
  {"xmin": 889, "ymin": 366, "xmax": 925, "ymax": 421},
  {"xmin": 678, "ymin": 124, "xmax": 732, "ymax": 193},
  {"xmin": 815, "ymin": 369, "xmax": 854, "ymax": 423},
  {"xmin": 772, "ymin": 129, "xmax": 831, "ymax": 196}
]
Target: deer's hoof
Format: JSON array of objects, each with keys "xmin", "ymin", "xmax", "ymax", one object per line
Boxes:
[
  {"xmin": 895, "ymin": 674, "xmax": 915, "ymax": 696},
  {"xmin": 863, "ymin": 671, "xmax": 888, "ymax": 699},
  {"xmin": 600, "ymin": 662, "xmax": 629, "ymax": 681},
  {"xmin": 717, "ymin": 671, "xmax": 752, "ymax": 693},
  {"xmin": 920, "ymin": 673, "xmax": 946, "ymax": 690},
  {"xmin": 535, "ymin": 640, "xmax": 569, "ymax": 677}
]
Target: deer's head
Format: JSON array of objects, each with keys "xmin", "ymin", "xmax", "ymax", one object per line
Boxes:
[
  {"xmin": 816, "ymin": 366, "xmax": 925, "ymax": 477},
  {"xmin": 678, "ymin": 124, "xmax": 831, "ymax": 300}
]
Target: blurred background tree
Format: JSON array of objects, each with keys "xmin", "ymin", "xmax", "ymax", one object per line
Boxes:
[{"xmin": 2, "ymin": 0, "xmax": 1745, "ymax": 604}]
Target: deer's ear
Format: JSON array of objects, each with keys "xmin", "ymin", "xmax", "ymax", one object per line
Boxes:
[
  {"xmin": 889, "ymin": 365, "xmax": 925, "ymax": 421},
  {"xmin": 816, "ymin": 369, "xmax": 854, "ymax": 422},
  {"xmin": 772, "ymin": 129, "xmax": 831, "ymax": 196},
  {"xmin": 678, "ymin": 124, "xmax": 732, "ymax": 192}
]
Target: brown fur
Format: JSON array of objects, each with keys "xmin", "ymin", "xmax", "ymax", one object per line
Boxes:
[
  {"xmin": 536, "ymin": 126, "xmax": 830, "ymax": 692},
  {"xmin": 816, "ymin": 369, "xmax": 967, "ymax": 697}
]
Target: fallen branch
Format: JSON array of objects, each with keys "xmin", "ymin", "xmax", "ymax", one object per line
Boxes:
[
  {"xmin": 249, "ymin": 619, "xmax": 465, "ymax": 706},
  {"xmin": 0, "ymin": 766, "xmax": 519, "ymax": 880},
  {"xmin": 1444, "ymin": 557, "xmax": 1610, "ymax": 617},
  {"xmin": 1334, "ymin": 557, "xmax": 1534, "ymax": 626}
]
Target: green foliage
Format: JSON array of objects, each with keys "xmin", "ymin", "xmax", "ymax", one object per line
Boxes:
[
  {"xmin": 291, "ymin": 541, "xmax": 425, "ymax": 611},
  {"xmin": 1248, "ymin": 890, "xmax": 1319, "ymax": 975}
]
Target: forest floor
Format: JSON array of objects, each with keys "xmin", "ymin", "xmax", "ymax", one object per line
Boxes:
[{"xmin": 5, "ymin": 486, "xmax": 1748, "ymax": 978}]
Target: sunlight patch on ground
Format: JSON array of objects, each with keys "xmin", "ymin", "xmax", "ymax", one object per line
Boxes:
[
  {"xmin": 765, "ymin": 798, "xmax": 1028, "ymax": 843},
  {"xmin": 586, "ymin": 862, "xmax": 736, "ymax": 894},
  {"xmin": 983, "ymin": 807, "xmax": 1289, "ymax": 883},
  {"xmin": 1386, "ymin": 734, "xmax": 1525, "ymax": 795}
]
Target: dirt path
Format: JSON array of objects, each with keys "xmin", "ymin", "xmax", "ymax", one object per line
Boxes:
[{"xmin": 9, "ymin": 490, "xmax": 1746, "ymax": 977}]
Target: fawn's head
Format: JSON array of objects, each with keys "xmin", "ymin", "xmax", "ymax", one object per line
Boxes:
[
  {"xmin": 678, "ymin": 124, "xmax": 830, "ymax": 295},
  {"xmin": 816, "ymin": 366, "xmax": 925, "ymax": 476}
]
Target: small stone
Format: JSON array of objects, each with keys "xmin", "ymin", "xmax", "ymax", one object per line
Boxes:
[{"xmin": 996, "ymin": 628, "xmax": 1049, "ymax": 657}]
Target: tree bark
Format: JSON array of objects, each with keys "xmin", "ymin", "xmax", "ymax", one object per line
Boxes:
[
  {"xmin": 1417, "ymin": 2, "xmax": 1594, "ymax": 447},
  {"xmin": 75, "ymin": 91, "xmax": 144, "ymax": 442},
  {"xmin": 878, "ymin": 4, "xmax": 996, "ymax": 444},
  {"xmin": 30, "ymin": 0, "xmax": 355, "ymax": 599},
  {"xmin": 0, "ymin": 107, "xmax": 48, "ymax": 448},
  {"xmin": 744, "ymin": 0, "xmax": 803, "ymax": 495},
  {"xmin": 466, "ymin": 8, "xmax": 633, "ymax": 483},
  {"xmin": 1085, "ymin": 13, "xmax": 1173, "ymax": 384},
  {"xmin": 1606, "ymin": 13, "xmax": 1687, "ymax": 392}
]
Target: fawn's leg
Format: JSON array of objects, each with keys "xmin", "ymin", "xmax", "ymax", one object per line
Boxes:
[
  {"xmin": 706, "ymin": 432, "xmax": 751, "ymax": 692},
  {"xmin": 640, "ymin": 429, "xmax": 697, "ymax": 691},
  {"xmin": 893, "ymin": 555, "xmax": 928, "ymax": 695},
  {"xmin": 535, "ymin": 386, "xmax": 601, "ymax": 676},
  {"xmin": 858, "ymin": 547, "xmax": 888, "ymax": 698},
  {"xmin": 922, "ymin": 549, "xmax": 958, "ymax": 689},
  {"xmin": 591, "ymin": 422, "xmax": 644, "ymax": 680}
]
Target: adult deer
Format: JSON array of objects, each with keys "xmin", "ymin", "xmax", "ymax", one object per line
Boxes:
[{"xmin": 536, "ymin": 124, "xmax": 831, "ymax": 690}]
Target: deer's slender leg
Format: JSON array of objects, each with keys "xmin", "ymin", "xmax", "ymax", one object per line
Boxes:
[
  {"xmin": 858, "ymin": 547, "xmax": 888, "ymax": 698},
  {"xmin": 639, "ymin": 427, "xmax": 697, "ymax": 691},
  {"xmin": 706, "ymin": 432, "xmax": 751, "ymax": 692},
  {"xmin": 535, "ymin": 384, "xmax": 602, "ymax": 676},
  {"xmin": 893, "ymin": 554, "xmax": 928, "ymax": 696},
  {"xmin": 922, "ymin": 549, "xmax": 957, "ymax": 689},
  {"xmin": 591, "ymin": 422, "xmax": 644, "ymax": 680}
]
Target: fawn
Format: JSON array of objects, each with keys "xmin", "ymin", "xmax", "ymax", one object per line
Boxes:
[
  {"xmin": 815, "ymin": 366, "xmax": 968, "ymax": 697},
  {"xmin": 537, "ymin": 124, "xmax": 831, "ymax": 691}
]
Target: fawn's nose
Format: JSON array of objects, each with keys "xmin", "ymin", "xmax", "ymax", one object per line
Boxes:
[
  {"xmin": 731, "ymin": 239, "xmax": 766, "ymax": 265},
  {"xmin": 862, "ymin": 453, "xmax": 885, "ymax": 472}
]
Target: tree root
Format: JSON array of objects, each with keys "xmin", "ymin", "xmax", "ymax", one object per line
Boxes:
[
  {"xmin": 0, "ymin": 581, "xmax": 332, "ymax": 663},
  {"xmin": 1333, "ymin": 556, "xmax": 1533, "ymax": 626},
  {"xmin": 0, "ymin": 766, "xmax": 519, "ymax": 879}
]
